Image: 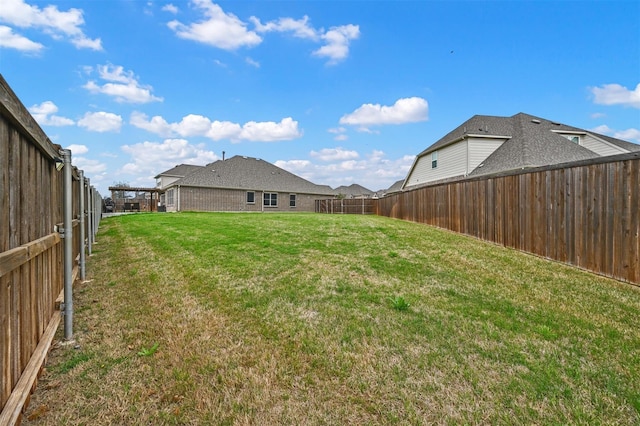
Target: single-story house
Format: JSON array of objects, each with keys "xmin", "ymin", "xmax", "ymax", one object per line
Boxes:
[
  {"xmin": 160, "ymin": 155, "xmax": 336, "ymax": 212},
  {"xmin": 403, "ymin": 112, "xmax": 640, "ymax": 189},
  {"xmin": 334, "ymin": 183, "xmax": 374, "ymax": 199}
]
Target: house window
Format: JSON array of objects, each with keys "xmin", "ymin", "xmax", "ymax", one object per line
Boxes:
[
  {"xmin": 289, "ymin": 194, "xmax": 296, "ymax": 207},
  {"xmin": 431, "ymin": 151, "xmax": 438, "ymax": 169},
  {"xmin": 567, "ymin": 135, "xmax": 580, "ymax": 144},
  {"xmin": 166, "ymin": 189, "xmax": 174, "ymax": 206},
  {"xmin": 263, "ymin": 192, "xmax": 278, "ymax": 207},
  {"xmin": 246, "ymin": 191, "xmax": 255, "ymax": 204}
]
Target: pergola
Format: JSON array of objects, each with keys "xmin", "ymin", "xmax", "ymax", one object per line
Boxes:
[{"xmin": 108, "ymin": 186, "xmax": 162, "ymax": 212}]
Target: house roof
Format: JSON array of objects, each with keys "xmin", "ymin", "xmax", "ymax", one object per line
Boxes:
[
  {"xmin": 415, "ymin": 112, "xmax": 639, "ymax": 178},
  {"xmin": 384, "ymin": 179, "xmax": 405, "ymax": 195},
  {"xmin": 334, "ymin": 183, "xmax": 374, "ymax": 197},
  {"xmin": 167, "ymin": 155, "xmax": 335, "ymax": 195},
  {"xmin": 154, "ymin": 164, "xmax": 204, "ymax": 179}
]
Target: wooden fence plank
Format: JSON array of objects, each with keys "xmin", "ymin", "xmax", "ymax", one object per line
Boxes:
[
  {"xmin": 367, "ymin": 154, "xmax": 638, "ymax": 285},
  {"xmin": 1, "ymin": 74, "xmax": 104, "ymax": 416},
  {"xmin": 630, "ymin": 159, "xmax": 640, "ymax": 284},
  {"xmin": 0, "ymin": 234, "xmax": 61, "ymax": 278},
  {"xmin": 0, "ymin": 274, "xmax": 10, "ymax": 409},
  {"xmin": 0, "ymin": 311, "xmax": 61, "ymax": 426}
]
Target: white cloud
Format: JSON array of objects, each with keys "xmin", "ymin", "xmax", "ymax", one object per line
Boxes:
[
  {"xmin": 72, "ymin": 157, "xmax": 107, "ymax": 174},
  {"xmin": 328, "ymin": 127, "xmax": 348, "ymax": 141},
  {"xmin": 83, "ymin": 64, "xmax": 163, "ymax": 103},
  {"xmin": 71, "ymin": 34, "xmax": 102, "ymax": 50},
  {"xmin": 274, "ymin": 159, "xmax": 311, "ymax": 172},
  {"xmin": 590, "ymin": 124, "xmax": 640, "ymax": 143},
  {"xmin": 0, "ymin": 0, "xmax": 102, "ymax": 51},
  {"xmin": 130, "ymin": 112, "xmax": 302, "ymax": 142},
  {"xmin": 245, "ymin": 56, "xmax": 260, "ymax": 67},
  {"xmin": 590, "ymin": 124, "xmax": 612, "ymax": 135},
  {"xmin": 65, "ymin": 144, "xmax": 89, "ymax": 155},
  {"xmin": 130, "ymin": 111, "xmax": 174, "ymax": 136},
  {"xmin": 120, "ymin": 138, "xmax": 218, "ymax": 176},
  {"xmin": 170, "ymin": 4, "xmax": 358, "ymax": 64},
  {"xmin": 96, "ymin": 64, "xmax": 135, "ymax": 83},
  {"xmin": 590, "ymin": 83, "xmax": 640, "ymax": 108},
  {"xmin": 276, "ymin": 149, "xmax": 415, "ymax": 191},
  {"xmin": 252, "ymin": 16, "xmax": 358, "ymax": 65},
  {"xmin": 340, "ymin": 97, "xmax": 429, "ymax": 127},
  {"xmin": 310, "ymin": 147, "xmax": 359, "ymax": 162},
  {"xmin": 0, "ymin": 25, "xmax": 43, "ymax": 51},
  {"xmin": 238, "ymin": 117, "xmax": 301, "ymax": 142},
  {"xmin": 77, "ymin": 111, "xmax": 123, "ymax": 132},
  {"xmin": 313, "ymin": 24, "xmax": 360, "ymax": 65},
  {"xmin": 167, "ymin": 0, "xmax": 261, "ymax": 50},
  {"xmin": 28, "ymin": 101, "xmax": 74, "ymax": 126},
  {"xmin": 590, "ymin": 112, "xmax": 606, "ymax": 119},
  {"xmin": 162, "ymin": 4, "xmax": 179, "ymax": 14},
  {"xmin": 613, "ymin": 128, "xmax": 640, "ymax": 143},
  {"xmin": 251, "ymin": 15, "xmax": 318, "ymax": 40},
  {"xmin": 207, "ymin": 120, "xmax": 244, "ymax": 141}
]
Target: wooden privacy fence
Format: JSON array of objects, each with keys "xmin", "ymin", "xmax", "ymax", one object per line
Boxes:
[
  {"xmin": 1, "ymin": 74, "xmax": 102, "ymax": 425},
  {"xmin": 376, "ymin": 152, "xmax": 640, "ymax": 285},
  {"xmin": 315, "ymin": 198, "xmax": 376, "ymax": 215}
]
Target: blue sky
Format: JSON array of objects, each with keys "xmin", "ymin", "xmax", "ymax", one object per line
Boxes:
[{"xmin": 1, "ymin": 0, "xmax": 639, "ymax": 195}]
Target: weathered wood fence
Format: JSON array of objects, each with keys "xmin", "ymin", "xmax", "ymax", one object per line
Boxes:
[
  {"xmin": 315, "ymin": 198, "xmax": 375, "ymax": 215},
  {"xmin": 375, "ymin": 153, "xmax": 640, "ymax": 285},
  {"xmin": 1, "ymin": 74, "xmax": 102, "ymax": 424}
]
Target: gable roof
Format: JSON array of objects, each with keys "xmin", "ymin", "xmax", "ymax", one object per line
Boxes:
[
  {"xmin": 379, "ymin": 179, "xmax": 405, "ymax": 197},
  {"xmin": 470, "ymin": 113, "xmax": 599, "ymax": 176},
  {"xmin": 414, "ymin": 112, "xmax": 639, "ymax": 178},
  {"xmin": 385, "ymin": 179, "xmax": 405, "ymax": 195},
  {"xmin": 168, "ymin": 155, "xmax": 335, "ymax": 195},
  {"xmin": 334, "ymin": 183, "xmax": 374, "ymax": 197},
  {"xmin": 154, "ymin": 164, "xmax": 204, "ymax": 179}
]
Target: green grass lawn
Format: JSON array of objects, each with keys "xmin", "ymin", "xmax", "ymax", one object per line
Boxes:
[{"xmin": 24, "ymin": 212, "xmax": 640, "ymax": 425}]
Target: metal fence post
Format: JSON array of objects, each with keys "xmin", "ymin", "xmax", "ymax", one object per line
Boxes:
[
  {"xmin": 87, "ymin": 178, "xmax": 93, "ymax": 255},
  {"xmin": 79, "ymin": 171, "xmax": 86, "ymax": 281},
  {"xmin": 60, "ymin": 149, "xmax": 74, "ymax": 340},
  {"xmin": 92, "ymin": 186, "xmax": 98, "ymax": 242}
]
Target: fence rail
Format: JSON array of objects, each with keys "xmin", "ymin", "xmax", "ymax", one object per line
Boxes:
[
  {"xmin": 1, "ymin": 74, "xmax": 102, "ymax": 425},
  {"xmin": 315, "ymin": 198, "xmax": 376, "ymax": 215},
  {"xmin": 376, "ymin": 153, "xmax": 640, "ymax": 285}
]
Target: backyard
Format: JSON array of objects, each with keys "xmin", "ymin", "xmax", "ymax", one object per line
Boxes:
[{"xmin": 23, "ymin": 213, "xmax": 640, "ymax": 425}]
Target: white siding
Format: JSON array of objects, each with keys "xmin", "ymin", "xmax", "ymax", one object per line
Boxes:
[
  {"xmin": 159, "ymin": 176, "xmax": 182, "ymax": 189},
  {"xmin": 405, "ymin": 140, "xmax": 467, "ymax": 187},
  {"xmin": 581, "ymin": 134, "xmax": 628, "ymax": 157},
  {"xmin": 468, "ymin": 137, "xmax": 506, "ymax": 171}
]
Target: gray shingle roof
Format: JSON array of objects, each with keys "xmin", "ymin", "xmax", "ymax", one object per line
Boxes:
[
  {"xmin": 385, "ymin": 179, "xmax": 405, "ymax": 194},
  {"xmin": 168, "ymin": 155, "xmax": 335, "ymax": 195},
  {"xmin": 334, "ymin": 183, "xmax": 374, "ymax": 197},
  {"xmin": 416, "ymin": 112, "xmax": 639, "ymax": 178},
  {"xmin": 154, "ymin": 164, "xmax": 204, "ymax": 179},
  {"xmin": 470, "ymin": 113, "xmax": 599, "ymax": 176}
]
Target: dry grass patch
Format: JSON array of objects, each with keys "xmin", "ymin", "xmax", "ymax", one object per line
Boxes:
[{"xmin": 23, "ymin": 212, "xmax": 640, "ymax": 425}]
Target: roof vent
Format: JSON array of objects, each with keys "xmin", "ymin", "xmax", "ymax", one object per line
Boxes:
[
  {"xmin": 551, "ymin": 121, "xmax": 561, "ymax": 125},
  {"xmin": 531, "ymin": 119, "xmax": 541, "ymax": 124}
]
